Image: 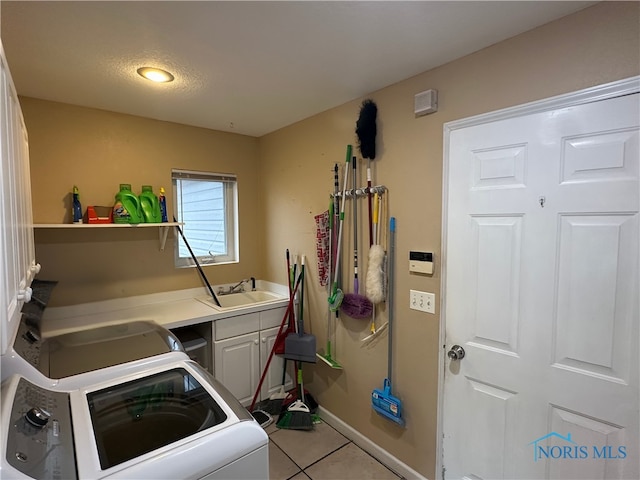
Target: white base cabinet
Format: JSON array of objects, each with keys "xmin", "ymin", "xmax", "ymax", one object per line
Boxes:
[{"xmin": 213, "ymin": 307, "xmax": 294, "ymax": 407}]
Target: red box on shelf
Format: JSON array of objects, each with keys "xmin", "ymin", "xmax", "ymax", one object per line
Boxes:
[{"xmin": 86, "ymin": 206, "xmax": 113, "ymax": 224}]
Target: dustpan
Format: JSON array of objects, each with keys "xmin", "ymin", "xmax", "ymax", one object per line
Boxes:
[
  {"xmin": 283, "ymin": 256, "xmax": 317, "ymax": 363},
  {"xmin": 284, "ymin": 332, "xmax": 316, "ymax": 363}
]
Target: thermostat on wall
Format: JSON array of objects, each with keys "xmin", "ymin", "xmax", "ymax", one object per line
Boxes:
[
  {"xmin": 414, "ymin": 89, "xmax": 438, "ymax": 116},
  {"xmin": 409, "ymin": 251, "xmax": 433, "ymax": 275}
]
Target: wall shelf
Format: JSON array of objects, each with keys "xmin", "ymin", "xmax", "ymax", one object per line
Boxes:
[{"xmin": 34, "ymin": 222, "xmax": 183, "ymax": 250}]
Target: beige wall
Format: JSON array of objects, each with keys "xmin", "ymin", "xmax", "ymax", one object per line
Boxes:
[
  {"xmin": 20, "ymin": 2, "xmax": 639, "ymax": 478},
  {"xmin": 22, "ymin": 99, "xmax": 265, "ymax": 306},
  {"xmin": 259, "ymin": 2, "xmax": 639, "ymax": 477}
]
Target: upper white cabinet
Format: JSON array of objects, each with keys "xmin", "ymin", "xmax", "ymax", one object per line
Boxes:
[{"xmin": 0, "ymin": 41, "xmax": 38, "ymax": 354}]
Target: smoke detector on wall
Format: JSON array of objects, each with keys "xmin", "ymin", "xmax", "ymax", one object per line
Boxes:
[{"xmin": 414, "ymin": 89, "xmax": 438, "ymax": 116}]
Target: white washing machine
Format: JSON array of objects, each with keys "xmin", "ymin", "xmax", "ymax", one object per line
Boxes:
[
  {"xmin": 0, "ymin": 281, "xmax": 269, "ymax": 479},
  {"xmin": 1, "ymin": 361, "xmax": 268, "ymax": 479}
]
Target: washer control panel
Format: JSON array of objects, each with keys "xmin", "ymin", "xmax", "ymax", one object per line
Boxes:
[
  {"xmin": 13, "ymin": 319, "xmax": 43, "ymax": 371},
  {"xmin": 5, "ymin": 378, "xmax": 77, "ymax": 479}
]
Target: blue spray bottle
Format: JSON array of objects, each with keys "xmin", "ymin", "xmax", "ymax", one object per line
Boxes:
[
  {"xmin": 72, "ymin": 185, "xmax": 83, "ymax": 224},
  {"xmin": 159, "ymin": 187, "xmax": 168, "ymax": 223}
]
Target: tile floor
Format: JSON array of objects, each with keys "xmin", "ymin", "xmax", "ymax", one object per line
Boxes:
[{"xmin": 265, "ymin": 419, "xmax": 403, "ymax": 480}]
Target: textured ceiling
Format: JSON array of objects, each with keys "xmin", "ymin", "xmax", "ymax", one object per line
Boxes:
[{"xmin": 1, "ymin": 1, "xmax": 594, "ymax": 137}]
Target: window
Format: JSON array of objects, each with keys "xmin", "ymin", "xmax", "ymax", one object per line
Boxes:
[{"xmin": 172, "ymin": 169, "xmax": 238, "ymax": 268}]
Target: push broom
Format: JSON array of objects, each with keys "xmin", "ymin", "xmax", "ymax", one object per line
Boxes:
[{"xmin": 371, "ymin": 217, "xmax": 405, "ymax": 426}]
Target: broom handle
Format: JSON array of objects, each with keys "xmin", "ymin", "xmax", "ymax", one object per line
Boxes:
[
  {"xmin": 286, "ymin": 249, "xmax": 295, "ymax": 329},
  {"xmin": 332, "ymin": 155, "xmax": 350, "ymax": 287},
  {"xmin": 298, "ymin": 256, "xmax": 305, "ymax": 336},
  {"xmin": 173, "ymin": 217, "xmax": 221, "ymax": 307},
  {"xmin": 367, "ymin": 160, "xmax": 373, "ymax": 246},
  {"xmin": 333, "ymin": 162, "xmax": 342, "ymax": 331},
  {"xmin": 353, "ymin": 157, "xmax": 359, "ymax": 294},
  {"xmin": 327, "ymin": 201, "xmax": 334, "ymax": 350}
]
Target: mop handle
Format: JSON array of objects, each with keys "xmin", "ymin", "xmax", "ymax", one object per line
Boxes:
[{"xmin": 388, "ymin": 217, "xmax": 396, "ymax": 381}]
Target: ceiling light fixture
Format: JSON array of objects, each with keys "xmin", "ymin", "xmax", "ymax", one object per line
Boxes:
[{"xmin": 137, "ymin": 67, "xmax": 174, "ymax": 83}]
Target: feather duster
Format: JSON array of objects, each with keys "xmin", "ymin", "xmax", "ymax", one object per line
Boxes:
[
  {"xmin": 356, "ymin": 99, "xmax": 377, "ymax": 160},
  {"xmin": 366, "ymin": 244, "xmax": 385, "ymax": 304}
]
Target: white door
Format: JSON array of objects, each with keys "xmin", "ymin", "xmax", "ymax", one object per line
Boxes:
[
  {"xmin": 442, "ymin": 85, "xmax": 639, "ymax": 479},
  {"xmin": 260, "ymin": 325, "xmax": 294, "ymax": 400},
  {"xmin": 214, "ymin": 332, "xmax": 260, "ymax": 406}
]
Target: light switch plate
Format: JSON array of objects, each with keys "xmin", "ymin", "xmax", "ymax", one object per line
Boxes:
[{"xmin": 410, "ymin": 290, "xmax": 436, "ymax": 314}]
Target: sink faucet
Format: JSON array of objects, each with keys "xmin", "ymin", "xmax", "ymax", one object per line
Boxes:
[{"xmin": 219, "ymin": 277, "xmax": 256, "ymax": 295}]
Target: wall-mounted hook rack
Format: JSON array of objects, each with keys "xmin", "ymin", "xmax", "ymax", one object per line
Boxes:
[{"xmin": 332, "ymin": 185, "xmax": 387, "ymax": 199}]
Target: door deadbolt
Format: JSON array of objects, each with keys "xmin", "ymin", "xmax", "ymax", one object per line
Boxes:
[{"xmin": 447, "ymin": 345, "xmax": 465, "ymax": 361}]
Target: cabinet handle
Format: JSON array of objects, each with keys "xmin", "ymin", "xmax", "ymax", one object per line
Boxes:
[
  {"xmin": 261, "ymin": 337, "xmax": 266, "ymax": 343},
  {"xmin": 254, "ymin": 339, "xmax": 259, "ymax": 345}
]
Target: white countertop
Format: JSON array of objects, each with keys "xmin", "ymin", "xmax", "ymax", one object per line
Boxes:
[{"xmin": 41, "ymin": 282, "xmax": 289, "ymax": 337}]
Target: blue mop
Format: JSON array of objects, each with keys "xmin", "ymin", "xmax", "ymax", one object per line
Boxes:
[{"xmin": 371, "ymin": 217, "xmax": 405, "ymax": 426}]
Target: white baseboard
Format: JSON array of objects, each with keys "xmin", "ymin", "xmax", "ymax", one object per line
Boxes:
[{"xmin": 317, "ymin": 406, "xmax": 429, "ymax": 480}]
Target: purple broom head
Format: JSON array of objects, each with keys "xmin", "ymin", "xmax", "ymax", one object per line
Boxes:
[
  {"xmin": 356, "ymin": 99, "xmax": 377, "ymax": 160},
  {"xmin": 341, "ymin": 293, "xmax": 373, "ymax": 319}
]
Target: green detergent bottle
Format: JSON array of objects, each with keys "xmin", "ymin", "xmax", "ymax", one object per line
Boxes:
[
  {"xmin": 139, "ymin": 185, "xmax": 162, "ymax": 223},
  {"xmin": 113, "ymin": 184, "xmax": 142, "ymax": 224}
]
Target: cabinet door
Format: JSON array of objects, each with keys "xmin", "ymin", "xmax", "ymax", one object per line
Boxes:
[
  {"xmin": 16, "ymin": 110, "xmax": 36, "ymax": 284},
  {"xmin": 0, "ymin": 48, "xmax": 21, "ymax": 353},
  {"xmin": 260, "ymin": 326, "xmax": 294, "ymax": 400},
  {"xmin": 214, "ymin": 332, "xmax": 259, "ymax": 406}
]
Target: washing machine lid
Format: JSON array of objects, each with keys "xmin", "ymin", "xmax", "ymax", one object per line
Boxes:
[
  {"xmin": 40, "ymin": 321, "xmax": 182, "ymax": 378},
  {"xmin": 86, "ymin": 366, "xmax": 228, "ymax": 470}
]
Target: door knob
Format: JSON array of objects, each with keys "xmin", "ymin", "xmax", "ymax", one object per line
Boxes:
[{"xmin": 447, "ymin": 345, "xmax": 465, "ymax": 361}]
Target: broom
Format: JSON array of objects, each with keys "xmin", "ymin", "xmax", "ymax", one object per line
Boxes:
[
  {"xmin": 342, "ymin": 156, "xmax": 373, "ymax": 319},
  {"xmin": 277, "ymin": 265, "xmax": 313, "ymax": 430},
  {"xmin": 276, "ymin": 361, "xmax": 313, "ymax": 430}
]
